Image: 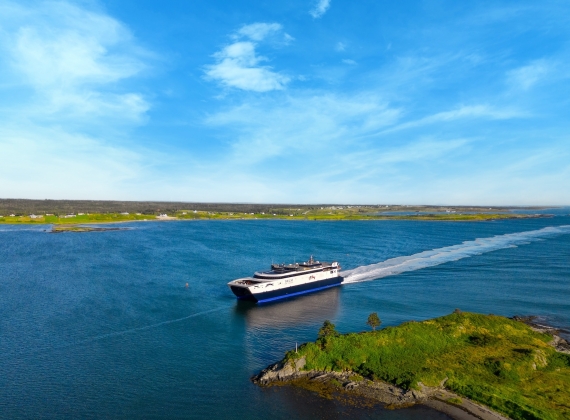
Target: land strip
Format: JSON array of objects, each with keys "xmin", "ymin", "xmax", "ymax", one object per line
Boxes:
[{"xmin": 0, "ymin": 199, "xmax": 551, "ymax": 225}]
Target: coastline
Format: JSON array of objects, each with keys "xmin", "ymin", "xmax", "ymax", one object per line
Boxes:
[
  {"xmin": 255, "ymin": 358, "xmax": 508, "ymax": 420},
  {"xmin": 253, "ymin": 359, "xmax": 510, "ymax": 420}
]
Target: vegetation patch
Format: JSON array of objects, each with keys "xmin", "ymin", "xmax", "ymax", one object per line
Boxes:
[
  {"xmin": 284, "ymin": 312, "xmax": 570, "ymax": 420},
  {"xmin": 446, "ymin": 397, "xmax": 462, "ymax": 405}
]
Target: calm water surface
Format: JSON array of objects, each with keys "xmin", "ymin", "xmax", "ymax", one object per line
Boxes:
[{"xmin": 1, "ymin": 211, "xmax": 569, "ymax": 419}]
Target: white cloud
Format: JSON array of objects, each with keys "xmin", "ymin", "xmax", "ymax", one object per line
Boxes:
[
  {"xmin": 342, "ymin": 59, "xmax": 357, "ymax": 65},
  {"xmin": 335, "ymin": 41, "xmax": 346, "ymax": 51},
  {"xmin": 205, "ymin": 42, "xmax": 290, "ymax": 92},
  {"xmin": 235, "ymin": 22, "xmax": 282, "ymax": 41},
  {"xmin": 310, "ymin": 0, "xmax": 331, "ymax": 18},
  {"xmin": 507, "ymin": 60, "xmax": 550, "ymax": 90},
  {"xmin": 205, "ymin": 23, "xmax": 291, "ymax": 92}
]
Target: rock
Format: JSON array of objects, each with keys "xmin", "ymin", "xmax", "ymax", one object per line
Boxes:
[
  {"xmin": 251, "ymin": 357, "xmax": 311, "ymax": 385},
  {"xmin": 411, "ymin": 389, "xmax": 426, "ymax": 400},
  {"xmin": 343, "ymin": 381, "xmax": 358, "ymax": 390},
  {"xmin": 277, "ymin": 363, "xmax": 294, "ymax": 379},
  {"xmin": 552, "ymin": 335, "xmax": 570, "ymax": 354}
]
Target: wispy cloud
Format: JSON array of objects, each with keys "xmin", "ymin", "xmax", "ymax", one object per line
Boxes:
[
  {"xmin": 0, "ymin": 1, "xmax": 154, "ymax": 198},
  {"xmin": 0, "ymin": 1, "xmax": 150, "ymax": 123},
  {"xmin": 507, "ymin": 59, "xmax": 550, "ymax": 90},
  {"xmin": 234, "ymin": 22, "xmax": 284, "ymax": 42},
  {"xmin": 1, "ymin": 1, "xmax": 569, "ymax": 204},
  {"xmin": 310, "ymin": 0, "xmax": 331, "ymax": 18},
  {"xmin": 205, "ymin": 23, "xmax": 291, "ymax": 92},
  {"xmin": 206, "ymin": 92, "xmax": 401, "ymax": 163},
  {"xmin": 380, "ymin": 104, "xmax": 525, "ymax": 135},
  {"xmin": 0, "ymin": 125, "xmax": 145, "ymax": 199}
]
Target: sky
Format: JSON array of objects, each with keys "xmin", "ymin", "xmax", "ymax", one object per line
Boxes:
[{"xmin": 0, "ymin": 0, "xmax": 569, "ymax": 205}]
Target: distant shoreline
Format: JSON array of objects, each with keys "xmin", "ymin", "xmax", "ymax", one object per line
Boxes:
[
  {"xmin": 0, "ymin": 212, "xmax": 553, "ymax": 228},
  {"xmin": 1, "ymin": 199, "xmax": 559, "ymax": 226}
]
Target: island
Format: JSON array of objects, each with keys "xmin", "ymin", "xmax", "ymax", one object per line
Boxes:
[
  {"xmin": 252, "ymin": 312, "xmax": 570, "ymax": 420},
  {"xmin": 50, "ymin": 225, "xmax": 129, "ymax": 233}
]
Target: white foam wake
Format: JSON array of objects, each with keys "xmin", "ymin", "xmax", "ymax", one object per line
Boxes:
[{"xmin": 342, "ymin": 225, "xmax": 570, "ymax": 284}]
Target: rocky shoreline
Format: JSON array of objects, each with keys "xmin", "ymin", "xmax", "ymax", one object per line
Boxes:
[
  {"xmin": 511, "ymin": 315, "xmax": 570, "ymax": 354},
  {"xmin": 252, "ymin": 316, "xmax": 570, "ymax": 420},
  {"xmin": 252, "ymin": 357, "xmax": 510, "ymax": 420}
]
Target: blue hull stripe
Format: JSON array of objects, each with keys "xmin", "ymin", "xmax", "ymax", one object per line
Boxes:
[{"xmin": 256, "ymin": 282, "xmax": 341, "ymax": 303}]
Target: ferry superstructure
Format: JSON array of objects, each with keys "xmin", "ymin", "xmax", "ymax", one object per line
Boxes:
[{"xmin": 227, "ymin": 256, "xmax": 343, "ymax": 303}]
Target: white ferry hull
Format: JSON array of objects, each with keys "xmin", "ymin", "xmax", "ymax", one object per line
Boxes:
[{"xmin": 228, "ymin": 267, "xmax": 343, "ymax": 303}]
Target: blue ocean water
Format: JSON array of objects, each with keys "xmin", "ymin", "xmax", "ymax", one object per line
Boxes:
[{"xmin": 1, "ymin": 211, "xmax": 569, "ymax": 419}]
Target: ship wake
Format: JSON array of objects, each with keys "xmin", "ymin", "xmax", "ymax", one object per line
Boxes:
[{"xmin": 342, "ymin": 225, "xmax": 570, "ymax": 284}]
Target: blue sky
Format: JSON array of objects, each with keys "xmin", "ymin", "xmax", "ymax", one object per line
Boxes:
[{"xmin": 0, "ymin": 0, "xmax": 569, "ymax": 204}]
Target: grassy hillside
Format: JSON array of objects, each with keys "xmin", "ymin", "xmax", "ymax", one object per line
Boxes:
[{"xmin": 286, "ymin": 313, "xmax": 570, "ymax": 420}]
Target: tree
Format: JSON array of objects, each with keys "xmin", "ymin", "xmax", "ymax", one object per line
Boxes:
[
  {"xmin": 367, "ymin": 312, "xmax": 381, "ymax": 331},
  {"xmin": 318, "ymin": 320, "xmax": 339, "ymax": 339}
]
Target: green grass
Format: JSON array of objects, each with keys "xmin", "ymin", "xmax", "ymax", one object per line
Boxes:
[
  {"xmin": 447, "ymin": 397, "xmax": 463, "ymax": 405},
  {"xmin": 285, "ymin": 313, "xmax": 570, "ymax": 420},
  {"xmin": 0, "ymin": 213, "xmax": 155, "ymax": 224}
]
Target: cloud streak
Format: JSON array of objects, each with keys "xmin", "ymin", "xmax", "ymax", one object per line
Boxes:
[
  {"xmin": 206, "ymin": 92, "xmax": 401, "ymax": 163},
  {"xmin": 378, "ymin": 104, "xmax": 525, "ymax": 136}
]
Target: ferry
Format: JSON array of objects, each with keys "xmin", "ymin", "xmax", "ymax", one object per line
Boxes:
[{"xmin": 227, "ymin": 256, "xmax": 343, "ymax": 303}]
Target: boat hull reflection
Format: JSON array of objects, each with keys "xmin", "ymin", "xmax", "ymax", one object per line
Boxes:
[{"xmin": 234, "ymin": 286, "xmax": 341, "ymax": 329}]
